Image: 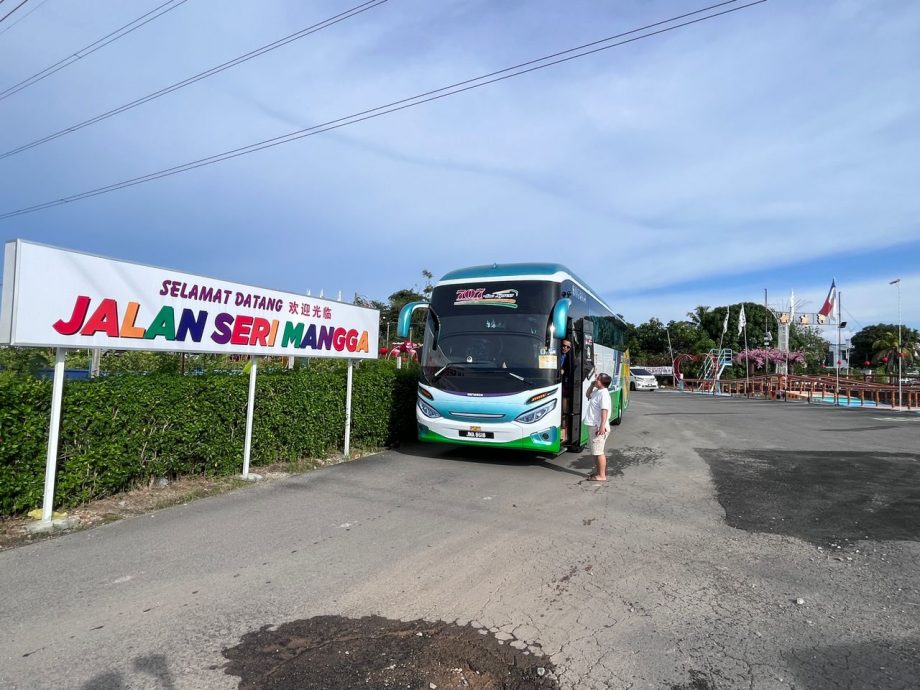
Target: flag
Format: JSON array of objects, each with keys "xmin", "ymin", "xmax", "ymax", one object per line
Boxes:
[
  {"xmin": 737, "ymin": 304, "xmax": 746, "ymax": 335},
  {"xmin": 818, "ymin": 279, "xmax": 836, "ymax": 318},
  {"xmin": 722, "ymin": 308, "xmax": 730, "ymax": 334}
]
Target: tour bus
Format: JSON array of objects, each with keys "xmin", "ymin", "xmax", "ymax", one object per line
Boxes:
[{"xmin": 396, "ymin": 263, "xmax": 629, "ymax": 453}]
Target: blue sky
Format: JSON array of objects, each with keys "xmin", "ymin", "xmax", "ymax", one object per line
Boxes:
[{"xmin": 1, "ymin": 0, "xmax": 917, "ymax": 341}]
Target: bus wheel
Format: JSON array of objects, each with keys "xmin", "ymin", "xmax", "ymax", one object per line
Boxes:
[{"xmin": 611, "ymin": 392, "xmax": 624, "ymax": 426}]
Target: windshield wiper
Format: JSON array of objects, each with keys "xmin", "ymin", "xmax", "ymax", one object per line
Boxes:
[
  {"xmin": 501, "ymin": 370, "xmax": 536, "ymax": 386},
  {"xmin": 431, "ymin": 361, "xmax": 475, "ymax": 381}
]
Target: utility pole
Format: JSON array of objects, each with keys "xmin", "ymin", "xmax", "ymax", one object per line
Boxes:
[
  {"xmin": 890, "ymin": 278, "xmax": 902, "ymax": 409},
  {"xmin": 666, "ymin": 327, "xmax": 675, "ymax": 388}
]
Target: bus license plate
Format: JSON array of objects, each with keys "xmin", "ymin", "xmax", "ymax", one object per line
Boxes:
[{"xmin": 460, "ymin": 430, "xmax": 493, "ymax": 439}]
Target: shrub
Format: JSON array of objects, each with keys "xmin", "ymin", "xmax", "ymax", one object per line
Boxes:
[{"xmin": 0, "ymin": 360, "xmax": 418, "ymax": 516}]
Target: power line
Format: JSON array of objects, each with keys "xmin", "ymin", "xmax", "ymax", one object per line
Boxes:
[
  {"xmin": 0, "ymin": 0, "xmax": 29, "ymax": 26},
  {"xmin": 0, "ymin": 0, "xmax": 48, "ymax": 37},
  {"xmin": 0, "ymin": 0, "xmax": 188, "ymax": 101},
  {"xmin": 0, "ymin": 0, "xmax": 388, "ymax": 161},
  {"xmin": 0, "ymin": 0, "xmax": 767, "ymax": 221}
]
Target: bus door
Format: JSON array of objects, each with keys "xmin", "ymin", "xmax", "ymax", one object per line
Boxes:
[{"xmin": 563, "ymin": 319, "xmax": 592, "ymax": 449}]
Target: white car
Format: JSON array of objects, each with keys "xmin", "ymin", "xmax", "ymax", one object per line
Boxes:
[{"xmin": 629, "ymin": 367, "xmax": 659, "ymax": 391}]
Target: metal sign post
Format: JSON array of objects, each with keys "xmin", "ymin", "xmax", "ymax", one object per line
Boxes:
[
  {"xmin": 41, "ymin": 348, "xmax": 67, "ymax": 522},
  {"xmin": 242, "ymin": 356, "xmax": 258, "ymax": 479},
  {"xmin": 344, "ymin": 359, "xmax": 354, "ymax": 458}
]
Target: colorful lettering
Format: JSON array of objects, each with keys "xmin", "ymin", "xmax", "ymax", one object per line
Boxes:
[
  {"xmin": 120, "ymin": 302, "xmax": 146, "ymax": 338},
  {"xmin": 282, "ymin": 322, "xmax": 304, "ymax": 347},
  {"xmin": 250, "ymin": 317, "xmax": 271, "ymax": 346},
  {"xmin": 176, "ymin": 309, "xmax": 207, "ymax": 342},
  {"xmin": 211, "ymin": 313, "xmax": 233, "ymax": 344},
  {"xmin": 144, "ymin": 306, "xmax": 177, "ymax": 341},
  {"xmin": 317, "ymin": 325, "xmax": 334, "ymax": 350},
  {"xmin": 80, "ymin": 298, "xmax": 119, "ymax": 337},
  {"xmin": 230, "ymin": 315, "xmax": 253, "ymax": 345},
  {"xmin": 53, "ymin": 295, "xmax": 91, "ymax": 335},
  {"xmin": 301, "ymin": 324, "xmax": 317, "ymax": 349}
]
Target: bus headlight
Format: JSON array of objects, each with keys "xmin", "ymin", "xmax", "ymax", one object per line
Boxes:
[
  {"xmin": 418, "ymin": 398, "xmax": 441, "ymax": 418},
  {"xmin": 515, "ymin": 399, "xmax": 557, "ymax": 424}
]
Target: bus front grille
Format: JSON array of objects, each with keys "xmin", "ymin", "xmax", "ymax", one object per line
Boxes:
[{"xmin": 448, "ymin": 411, "xmax": 506, "ymax": 421}]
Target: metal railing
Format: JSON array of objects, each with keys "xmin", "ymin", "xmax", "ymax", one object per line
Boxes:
[{"xmin": 680, "ymin": 374, "xmax": 918, "ymax": 410}]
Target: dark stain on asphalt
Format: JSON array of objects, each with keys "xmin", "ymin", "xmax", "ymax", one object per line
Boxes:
[
  {"xmin": 700, "ymin": 449, "xmax": 920, "ymax": 545},
  {"xmin": 222, "ymin": 615, "xmax": 559, "ymax": 689},
  {"xmin": 785, "ymin": 638, "xmax": 920, "ymax": 688},
  {"xmin": 572, "ymin": 446, "xmax": 661, "ymax": 476},
  {"xmin": 670, "ymin": 669, "xmax": 716, "ymax": 689}
]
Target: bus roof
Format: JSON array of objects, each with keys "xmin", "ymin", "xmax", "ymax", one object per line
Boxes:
[
  {"xmin": 439, "ymin": 262, "xmax": 583, "ymax": 285},
  {"xmin": 437, "ymin": 263, "xmax": 618, "ymax": 319}
]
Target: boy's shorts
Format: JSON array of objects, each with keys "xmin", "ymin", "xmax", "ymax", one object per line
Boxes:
[{"xmin": 590, "ymin": 426, "xmax": 609, "ymax": 455}]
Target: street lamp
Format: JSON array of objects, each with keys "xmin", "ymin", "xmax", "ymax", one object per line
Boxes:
[{"xmin": 890, "ymin": 278, "xmax": 902, "ymax": 409}]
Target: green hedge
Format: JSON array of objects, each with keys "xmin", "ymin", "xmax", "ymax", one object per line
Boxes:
[{"xmin": 0, "ymin": 360, "xmax": 419, "ymax": 516}]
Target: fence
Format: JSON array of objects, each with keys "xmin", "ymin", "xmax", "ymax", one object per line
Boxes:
[{"xmin": 681, "ymin": 374, "xmax": 919, "ymax": 410}]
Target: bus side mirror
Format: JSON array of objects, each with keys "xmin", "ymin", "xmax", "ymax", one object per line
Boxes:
[
  {"xmin": 397, "ymin": 301, "xmax": 429, "ymax": 338},
  {"xmin": 551, "ymin": 298, "xmax": 571, "ymax": 340}
]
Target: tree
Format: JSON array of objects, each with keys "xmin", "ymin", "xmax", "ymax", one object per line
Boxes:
[
  {"xmin": 628, "ymin": 318, "xmax": 669, "ymax": 363},
  {"xmin": 666, "ymin": 320, "xmax": 701, "ymax": 355},
  {"xmin": 356, "ymin": 269, "xmax": 434, "ymax": 350},
  {"xmin": 421, "ymin": 270, "xmax": 434, "ymax": 299},
  {"xmin": 686, "ymin": 306, "xmax": 710, "ymax": 328},
  {"xmin": 0, "ymin": 346, "xmax": 52, "ymax": 376},
  {"xmin": 379, "ymin": 288, "xmax": 426, "ymax": 349},
  {"xmin": 790, "ymin": 325, "xmax": 832, "ymax": 374},
  {"xmin": 850, "ymin": 323, "xmax": 919, "ymax": 372},
  {"xmin": 850, "ymin": 324, "xmax": 899, "ymax": 366},
  {"xmin": 734, "ymin": 348, "xmax": 805, "ymax": 370},
  {"xmin": 871, "ymin": 330, "xmax": 906, "ymax": 375}
]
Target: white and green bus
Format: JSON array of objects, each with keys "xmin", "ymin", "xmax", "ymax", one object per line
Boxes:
[{"xmin": 397, "ymin": 263, "xmax": 630, "ymax": 453}]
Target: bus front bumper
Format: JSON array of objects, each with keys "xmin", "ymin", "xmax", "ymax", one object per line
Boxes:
[{"xmin": 417, "ymin": 414, "xmax": 561, "ymax": 451}]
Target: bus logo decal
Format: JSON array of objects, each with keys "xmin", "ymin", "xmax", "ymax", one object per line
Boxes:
[{"xmin": 454, "ymin": 287, "xmax": 519, "ymax": 308}]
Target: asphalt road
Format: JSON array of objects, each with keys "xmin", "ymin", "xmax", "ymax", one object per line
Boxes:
[{"xmin": 1, "ymin": 391, "xmax": 918, "ymax": 689}]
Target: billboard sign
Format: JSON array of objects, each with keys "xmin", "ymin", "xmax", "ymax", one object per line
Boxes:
[{"xmin": 0, "ymin": 240, "xmax": 379, "ymax": 358}]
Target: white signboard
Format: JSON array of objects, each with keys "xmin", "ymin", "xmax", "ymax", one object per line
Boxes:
[
  {"xmin": 0, "ymin": 240, "xmax": 379, "ymax": 358},
  {"xmin": 637, "ymin": 366, "xmax": 673, "ymax": 376}
]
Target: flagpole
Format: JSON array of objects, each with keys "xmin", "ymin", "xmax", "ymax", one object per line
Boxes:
[
  {"xmin": 835, "ymin": 287, "xmax": 841, "ymax": 407},
  {"xmin": 715, "ymin": 308, "xmax": 729, "ymax": 396},
  {"xmin": 743, "ymin": 316, "xmax": 749, "ymax": 397}
]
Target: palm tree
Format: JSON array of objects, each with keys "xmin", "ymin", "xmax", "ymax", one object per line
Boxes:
[
  {"xmin": 686, "ymin": 306, "xmax": 710, "ymax": 328},
  {"xmin": 902, "ymin": 328, "xmax": 920, "ymax": 362},
  {"xmin": 872, "ymin": 330, "xmax": 905, "ymax": 375}
]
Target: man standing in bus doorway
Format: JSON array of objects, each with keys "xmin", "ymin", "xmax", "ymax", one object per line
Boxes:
[
  {"xmin": 559, "ymin": 339, "xmax": 573, "ymax": 386},
  {"xmin": 558, "ymin": 339, "xmax": 574, "ymax": 441},
  {"xmin": 584, "ymin": 372, "xmax": 612, "ymax": 481}
]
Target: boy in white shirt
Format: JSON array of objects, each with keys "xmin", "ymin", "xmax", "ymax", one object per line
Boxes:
[{"xmin": 583, "ymin": 372, "xmax": 612, "ymax": 481}]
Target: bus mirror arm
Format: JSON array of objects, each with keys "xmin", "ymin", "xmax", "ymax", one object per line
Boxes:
[
  {"xmin": 550, "ymin": 298, "xmax": 571, "ymax": 343},
  {"xmin": 397, "ymin": 301, "xmax": 429, "ymax": 339}
]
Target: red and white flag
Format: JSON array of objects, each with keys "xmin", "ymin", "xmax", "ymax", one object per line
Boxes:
[{"xmin": 818, "ymin": 279, "xmax": 836, "ymax": 318}]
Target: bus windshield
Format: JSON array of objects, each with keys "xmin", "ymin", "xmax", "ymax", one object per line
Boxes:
[
  {"xmin": 421, "ymin": 280, "xmax": 558, "ymax": 394},
  {"xmin": 421, "ymin": 315, "xmax": 555, "ymax": 393}
]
